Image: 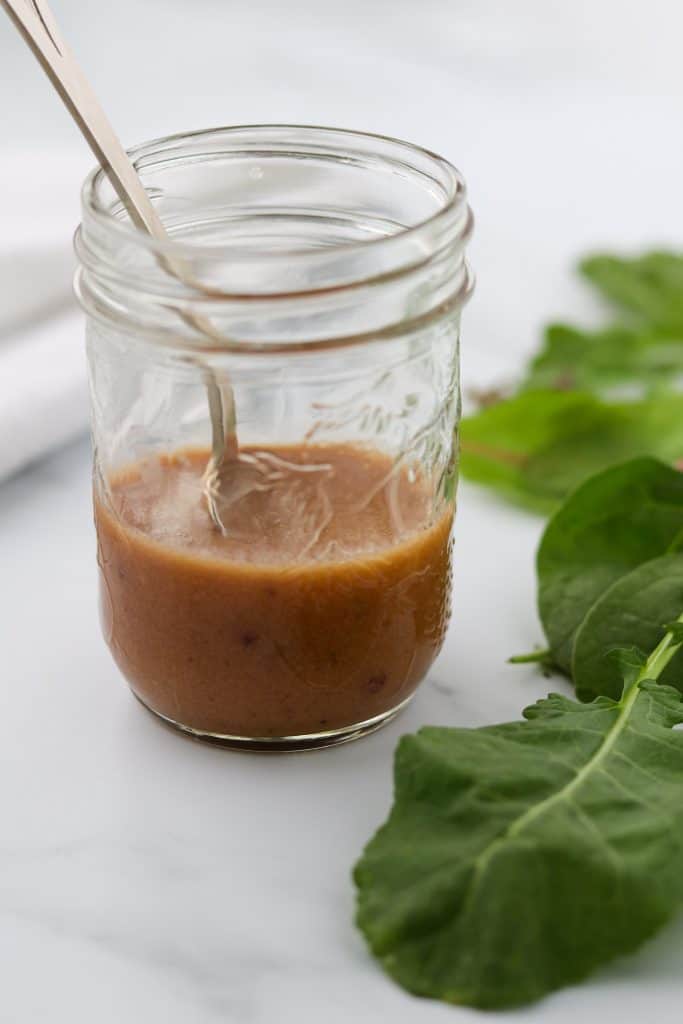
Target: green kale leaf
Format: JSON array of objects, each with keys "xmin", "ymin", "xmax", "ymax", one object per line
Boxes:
[
  {"xmin": 572, "ymin": 553, "xmax": 683, "ymax": 700},
  {"xmin": 581, "ymin": 251, "xmax": 683, "ymax": 331},
  {"xmin": 355, "ymin": 628, "xmax": 683, "ymax": 1009},
  {"xmin": 536, "ymin": 458, "xmax": 683, "ymax": 673},
  {"xmin": 522, "ymin": 322, "xmax": 683, "ymax": 397},
  {"xmin": 460, "ymin": 392, "xmax": 683, "ymax": 513}
]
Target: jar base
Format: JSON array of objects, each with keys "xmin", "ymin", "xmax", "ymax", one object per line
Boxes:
[{"xmin": 131, "ymin": 690, "xmax": 415, "ymax": 752}]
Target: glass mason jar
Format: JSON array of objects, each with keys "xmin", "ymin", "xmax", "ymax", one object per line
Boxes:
[{"xmin": 75, "ymin": 125, "xmax": 473, "ymax": 751}]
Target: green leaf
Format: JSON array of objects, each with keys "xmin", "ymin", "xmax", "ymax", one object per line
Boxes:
[
  {"xmin": 572, "ymin": 554, "xmax": 683, "ymax": 701},
  {"xmin": 537, "ymin": 458, "xmax": 683, "ymax": 673},
  {"xmin": 581, "ymin": 252, "xmax": 683, "ymax": 331},
  {"xmin": 460, "ymin": 390, "xmax": 594, "ymax": 513},
  {"xmin": 606, "ymin": 646, "xmax": 647, "ymax": 689},
  {"xmin": 461, "ymin": 251, "xmax": 683, "ymax": 514},
  {"xmin": 460, "ymin": 391, "xmax": 683, "ymax": 513},
  {"xmin": 355, "ymin": 635, "xmax": 683, "ymax": 1009},
  {"xmin": 521, "ymin": 322, "xmax": 683, "ymax": 397}
]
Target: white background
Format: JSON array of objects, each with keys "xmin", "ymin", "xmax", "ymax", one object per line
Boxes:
[{"xmin": 1, "ymin": 1, "xmax": 683, "ymax": 1021}]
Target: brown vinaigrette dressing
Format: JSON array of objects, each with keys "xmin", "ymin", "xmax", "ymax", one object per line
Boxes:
[{"xmin": 95, "ymin": 444, "xmax": 453, "ymax": 739}]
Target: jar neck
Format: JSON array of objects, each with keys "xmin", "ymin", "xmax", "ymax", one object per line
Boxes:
[{"xmin": 74, "ymin": 125, "xmax": 474, "ymax": 353}]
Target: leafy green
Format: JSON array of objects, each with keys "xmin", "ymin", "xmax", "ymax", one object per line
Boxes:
[
  {"xmin": 355, "ymin": 625, "xmax": 683, "ymax": 1010},
  {"xmin": 460, "ymin": 390, "xmax": 594, "ymax": 513},
  {"xmin": 460, "ymin": 392, "xmax": 683, "ymax": 512},
  {"xmin": 607, "ymin": 645, "xmax": 647, "ymax": 687},
  {"xmin": 572, "ymin": 554, "xmax": 683, "ymax": 701},
  {"xmin": 536, "ymin": 458, "xmax": 683, "ymax": 673},
  {"xmin": 356, "ymin": 249, "xmax": 683, "ymax": 1011},
  {"xmin": 581, "ymin": 251, "xmax": 683, "ymax": 331},
  {"xmin": 521, "ymin": 322, "xmax": 683, "ymax": 396},
  {"xmin": 460, "ymin": 250, "xmax": 683, "ymax": 510}
]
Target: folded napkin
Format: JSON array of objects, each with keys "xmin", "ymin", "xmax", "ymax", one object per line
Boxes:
[
  {"xmin": 0, "ymin": 310, "xmax": 87, "ymax": 481},
  {"xmin": 0, "ymin": 148, "xmax": 91, "ymax": 482}
]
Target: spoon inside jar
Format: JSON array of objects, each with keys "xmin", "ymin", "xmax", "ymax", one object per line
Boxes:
[{"xmin": 1, "ymin": 0, "xmax": 237, "ymax": 532}]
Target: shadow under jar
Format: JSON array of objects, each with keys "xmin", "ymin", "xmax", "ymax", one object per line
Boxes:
[{"xmin": 75, "ymin": 125, "xmax": 473, "ymax": 751}]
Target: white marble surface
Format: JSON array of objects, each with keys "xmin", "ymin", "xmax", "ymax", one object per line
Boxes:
[{"xmin": 2, "ymin": 1, "xmax": 683, "ymax": 1020}]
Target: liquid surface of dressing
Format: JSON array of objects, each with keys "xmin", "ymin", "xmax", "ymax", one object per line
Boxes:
[{"xmin": 95, "ymin": 444, "xmax": 453, "ymax": 740}]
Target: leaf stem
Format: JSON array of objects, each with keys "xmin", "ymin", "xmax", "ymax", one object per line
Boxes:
[
  {"xmin": 508, "ymin": 649, "xmax": 552, "ymax": 665},
  {"xmin": 638, "ymin": 611, "xmax": 683, "ymax": 686}
]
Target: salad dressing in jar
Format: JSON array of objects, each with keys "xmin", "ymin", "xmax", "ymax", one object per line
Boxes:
[{"xmin": 76, "ymin": 125, "xmax": 473, "ymax": 749}]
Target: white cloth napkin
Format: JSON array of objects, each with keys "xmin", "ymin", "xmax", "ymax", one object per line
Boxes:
[
  {"xmin": 0, "ymin": 311, "xmax": 88, "ymax": 481},
  {"xmin": 0, "ymin": 148, "xmax": 92, "ymax": 482}
]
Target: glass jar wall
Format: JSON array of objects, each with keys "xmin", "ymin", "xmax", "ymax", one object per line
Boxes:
[{"xmin": 75, "ymin": 125, "xmax": 473, "ymax": 750}]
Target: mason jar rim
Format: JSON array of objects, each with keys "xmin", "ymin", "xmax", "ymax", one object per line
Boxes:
[
  {"xmin": 81, "ymin": 123, "xmax": 468, "ymax": 268},
  {"xmin": 75, "ymin": 124, "xmax": 473, "ymax": 352}
]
